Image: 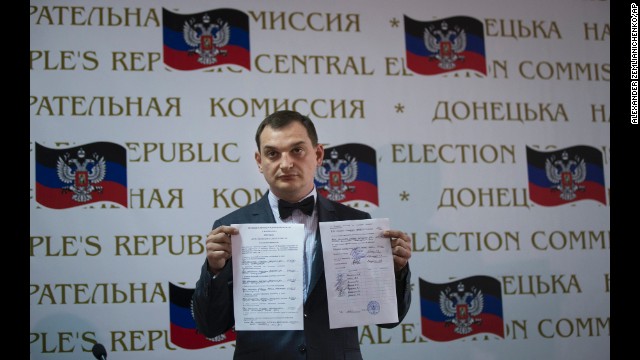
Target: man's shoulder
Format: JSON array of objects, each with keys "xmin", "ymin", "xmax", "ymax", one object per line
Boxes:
[
  {"xmin": 324, "ymin": 197, "xmax": 371, "ymax": 219},
  {"xmin": 214, "ymin": 197, "xmax": 269, "ymax": 225}
]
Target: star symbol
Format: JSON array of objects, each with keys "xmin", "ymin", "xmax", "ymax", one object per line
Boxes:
[
  {"xmin": 395, "ymin": 103, "xmax": 405, "ymax": 113},
  {"xmin": 409, "ymin": 282, "xmax": 415, "ymax": 292},
  {"xmin": 400, "ymin": 191, "xmax": 410, "ymax": 201},
  {"xmin": 390, "ymin": 17, "xmax": 400, "ymax": 28}
]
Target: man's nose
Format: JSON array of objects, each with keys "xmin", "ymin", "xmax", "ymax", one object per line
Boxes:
[{"xmin": 279, "ymin": 153, "xmax": 293, "ymax": 169}]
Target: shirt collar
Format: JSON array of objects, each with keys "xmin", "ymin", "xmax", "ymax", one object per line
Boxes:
[{"xmin": 268, "ymin": 188, "xmax": 317, "ymax": 219}]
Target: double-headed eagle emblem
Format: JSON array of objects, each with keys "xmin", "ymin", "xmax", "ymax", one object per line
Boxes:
[
  {"xmin": 439, "ymin": 282, "xmax": 484, "ymax": 335},
  {"xmin": 57, "ymin": 148, "xmax": 106, "ymax": 203},
  {"xmin": 183, "ymin": 13, "xmax": 230, "ymax": 65},
  {"xmin": 424, "ymin": 21, "xmax": 467, "ymax": 70},
  {"xmin": 315, "ymin": 149, "xmax": 358, "ymax": 201},
  {"xmin": 545, "ymin": 151, "xmax": 587, "ymax": 201}
]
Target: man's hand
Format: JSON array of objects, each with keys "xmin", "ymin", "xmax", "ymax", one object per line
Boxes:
[
  {"xmin": 384, "ymin": 230, "xmax": 412, "ymax": 272},
  {"xmin": 206, "ymin": 225, "xmax": 238, "ymax": 275}
]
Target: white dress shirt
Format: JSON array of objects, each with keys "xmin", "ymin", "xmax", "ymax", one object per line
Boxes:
[{"xmin": 268, "ymin": 189, "xmax": 318, "ymax": 303}]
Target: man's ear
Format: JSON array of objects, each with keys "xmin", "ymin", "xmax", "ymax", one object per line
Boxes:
[
  {"xmin": 255, "ymin": 151, "xmax": 263, "ymax": 173},
  {"xmin": 316, "ymin": 144, "xmax": 325, "ymax": 165}
]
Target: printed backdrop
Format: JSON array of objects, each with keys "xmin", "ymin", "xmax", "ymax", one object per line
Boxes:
[{"xmin": 30, "ymin": 0, "xmax": 610, "ymax": 359}]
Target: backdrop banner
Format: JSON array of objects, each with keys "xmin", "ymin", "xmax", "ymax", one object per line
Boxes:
[{"xmin": 30, "ymin": 1, "xmax": 610, "ymax": 359}]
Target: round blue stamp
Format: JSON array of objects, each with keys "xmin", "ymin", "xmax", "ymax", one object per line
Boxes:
[{"xmin": 367, "ymin": 300, "xmax": 380, "ymax": 315}]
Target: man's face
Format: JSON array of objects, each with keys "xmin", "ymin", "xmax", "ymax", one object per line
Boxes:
[{"xmin": 255, "ymin": 122, "xmax": 324, "ymax": 203}]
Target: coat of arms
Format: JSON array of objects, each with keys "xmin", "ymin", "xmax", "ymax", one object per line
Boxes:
[
  {"xmin": 424, "ymin": 21, "xmax": 467, "ymax": 70},
  {"xmin": 183, "ymin": 13, "xmax": 230, "ymax": 65},
  {"xmin": 315, "ymin": 148, "xmax": 357, "ymax": 201},
  {"xmin": 57, "ymin": 148, "xmax": 106, "ymax": 203},
  {"xmin": 439, "ymin": 282, "xmax": 484, "ymax": 335}
]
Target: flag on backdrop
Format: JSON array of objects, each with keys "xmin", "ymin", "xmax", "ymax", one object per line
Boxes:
[
  {"xmin": 526, "ymin": 145, "xmax": 607, "ymax": 206},
  {"xmin": 168, "ymin": 282, "xmax": 236, "ymax": 349},
  {"xmin": 315, "ymin": 143, "xmax": 379, "ymax": 206},
  {"xmin": 162, "ymin": 8, "xmax": 251, "ymax": 71},
  {"xmin": 419, "ymin": 276, "xmax": 504, "ymax": 342},
  {"xmin": 405, "ymin": 15, "xmax": 487, "ymax": 76},
  {"xmin": 35, "ymin": 142, "xmax": 127, "ymax": 209}
]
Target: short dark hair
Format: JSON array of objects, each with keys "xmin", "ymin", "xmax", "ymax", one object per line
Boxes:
[{"xmin": 255, "ymin": 110, "xmax": 319, "ymax": 149}]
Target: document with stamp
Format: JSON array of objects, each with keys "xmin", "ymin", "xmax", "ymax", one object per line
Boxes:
[
  {"xmin": 319, "ymin": 218, "xmax": 399, "ymax": 328},
  {"xmin": 231, "ymin": 223, "xmax": 305, "ymax": 331}
]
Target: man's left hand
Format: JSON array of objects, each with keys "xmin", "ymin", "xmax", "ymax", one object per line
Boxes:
[{"xmin": 384, "ymin": 230, "xmax": 412, "ymax": 272}]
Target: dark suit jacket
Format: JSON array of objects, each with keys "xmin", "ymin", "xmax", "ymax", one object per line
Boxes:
[{"xmin": 192, "ymin": 193, "xmax": 412, "ymax": 360}]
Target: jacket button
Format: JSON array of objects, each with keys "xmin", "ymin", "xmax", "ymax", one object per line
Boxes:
[{"xmin": 298, "ymin": 344, "xmax": 306, "ymax": 353}]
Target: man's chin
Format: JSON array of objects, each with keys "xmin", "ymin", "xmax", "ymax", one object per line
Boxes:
[{"xmin": 272, "ymin": 183, "xmax": 305, "ymax": 198}]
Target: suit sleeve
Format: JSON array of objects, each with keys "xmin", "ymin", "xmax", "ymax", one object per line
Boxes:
[{"xmin": 191, "ymin": 220, "xmax": 235, "ymax": 338}]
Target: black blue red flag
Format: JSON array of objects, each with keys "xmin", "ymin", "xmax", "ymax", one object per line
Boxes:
[
  {"xmin": 526, "ymin": 145, "xmax": 607, "ymax": 206},
  {"xmin": 420, "ymin": 276, "xmax": 504, "ymax": 341},
  {"xmin": 168, "ymin": 282, "xmax": 236, "ymax": 349},
  {"xmin": 314, "ymin": 143, "xmax": 379, "ymax": 206},
  {"xmin": 162, "ymin": 8, "xmax": 250, "ymax": 70},
  {"xmin": 405, "ymin": 15, "xmax": 486, "ymax": 76},
  {"xmin": 35, "ymin": 142, "xmax": 127, "ymax": 209}
]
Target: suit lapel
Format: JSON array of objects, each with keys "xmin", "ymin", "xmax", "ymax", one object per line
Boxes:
[
  {"xmin": 308, "ymin": 196, "xmax": 338, "ymax": 298},
  {"xmin": 251, "ymin": 192, "xmax": 277, "ymax": 223}
]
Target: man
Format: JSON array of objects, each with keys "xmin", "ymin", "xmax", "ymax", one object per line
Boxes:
[{"xmin": 192, "ymin": 110, "xmax": 412, "ymax": 359}]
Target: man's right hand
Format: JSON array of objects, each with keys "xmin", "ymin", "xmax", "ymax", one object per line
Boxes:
[{"xmin": 206, "ymin": 225, "xmax": 238, "ymax": 275}]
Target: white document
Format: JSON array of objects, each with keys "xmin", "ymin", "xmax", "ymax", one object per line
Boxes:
[
  {"xmin": 231, "ymin": 223, "xmax": 305, "ymax": 331},
  {"xmin": 319, "ymin": 218, "xmax": 399, "ymax": 329}
]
